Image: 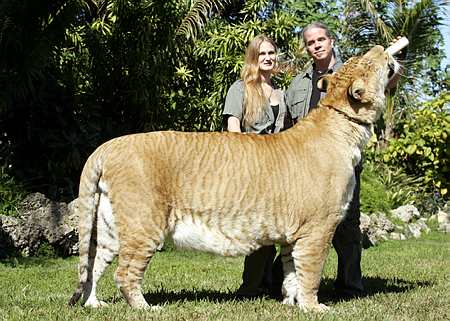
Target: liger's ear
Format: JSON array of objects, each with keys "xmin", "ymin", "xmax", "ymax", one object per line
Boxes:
[
  {"xmin": 317, "ymin": 76, "xmax": 330, "ymax": 92},
  {"xmin": 349, "ymin": 78, "xmax": 369, "ymax": 103}
]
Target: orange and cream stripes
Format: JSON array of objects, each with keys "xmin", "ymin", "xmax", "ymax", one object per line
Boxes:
[{"xmin": 69, "ymin": 45, "xmax": 400, "ymax": 312}]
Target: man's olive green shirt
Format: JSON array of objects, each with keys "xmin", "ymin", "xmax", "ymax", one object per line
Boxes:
[{"xmin": 285, "ymin": 59, "xmax": 343, "ymax": 121}]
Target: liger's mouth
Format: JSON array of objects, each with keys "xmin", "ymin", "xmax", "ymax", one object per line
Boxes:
[{"xmin": 388, "ymin": 62, "xmax": 396, "ymax": 79}]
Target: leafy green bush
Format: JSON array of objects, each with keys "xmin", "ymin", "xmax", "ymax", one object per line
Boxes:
[
  {"xmin": 360, "ymin": 160, "xmax": 444, "ymax": 216},
  {"xmin": 360, "ymin": 162, "xmax": 393, "ymax": 213},
  {"xmin": 35, "ymin": 242, "xmax": 57, "ymax": 258},
  {"xmin": 381, "ymin": 92, "xmax": 450, "ymax": 199},
  {"xmin": 0, "ymin": 138, "xmax": 26, "ymax": 218},
  {"xmin": 376, "ymin": 164, "xmax": 443, "ymax": 215},
  {"xmin": 0, "ymin": 168, "xmax": 26, "ymax": 217}
]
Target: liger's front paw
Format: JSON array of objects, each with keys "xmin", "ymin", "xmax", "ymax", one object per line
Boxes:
[
  {"xmin": 282, "ymin": 296, "xmax": 296, "ymax": 306},
  {"xmin": 298, "ymin": 302, "xmax": 330, "ymax": 313},
  {"xmin": 84, "ymin": 298, "xmax": 108, "ymax": 308}
]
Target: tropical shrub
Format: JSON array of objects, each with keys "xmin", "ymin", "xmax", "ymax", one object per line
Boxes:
[
  {"xmin": 381, "ymin": 91, "xmax": 450, "ymax": 199},
  {"xmin": 360, "ymin": 162, "xmax": 393, "ymax": 214},
  {"xmin": 0, "ymin": 169, "xmax": 26, "ymax": 217},
  {"xmin": 169, "ymin": 0, "xmax": 340, "ymax": 131},
  {"xmin": 361, "ymin": 160, "xmax": 444, "ymax": 216},
  {"xmin": 0, "ymin": 133, "xmax": 26, "ymax": 217}
]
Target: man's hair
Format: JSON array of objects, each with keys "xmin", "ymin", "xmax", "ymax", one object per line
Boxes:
[{"xmin": 301, "ymin": 22, "xmax": 334, "ymax": 43}]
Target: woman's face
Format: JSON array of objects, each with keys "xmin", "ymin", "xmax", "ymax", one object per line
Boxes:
[{"xmin": 258, "ymin": 41, "xmax": 276, "ymax": 73}]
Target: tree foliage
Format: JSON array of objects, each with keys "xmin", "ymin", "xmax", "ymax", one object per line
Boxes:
[
  {"xmin": 381, "ymin": 91, "xmax": 450, "ymax": 198},
  {"xmin": 0, "ymin": 0, "xmax": 448, "ymax": 201},
  {"xmin": 176, "ymin": 0, "xmax": 233, "ymax": 40},
  {"xmin": 1, "ymin": 0, "xmax": 189, "ymax": 197},
  {"xmin": 167, "ymin": 0, "xmax": 339, "ymax": 131},
  {"xmin": 339, "ymin": 0, "xmax": 448, "ymax": 143}
]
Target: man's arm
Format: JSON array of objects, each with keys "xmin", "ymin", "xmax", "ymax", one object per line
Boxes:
[{"xmin": 285, "ymin": 71, "xmax": 311, "ymax": 121}]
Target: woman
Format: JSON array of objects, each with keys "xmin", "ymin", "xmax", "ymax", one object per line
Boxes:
[
  {"xmin": 222, "ymin": 34, "xmax": 291, "ymax": 298},
  {"xmin": 223, "ymin": 35, "xmax": 290, "ymax": 134}
]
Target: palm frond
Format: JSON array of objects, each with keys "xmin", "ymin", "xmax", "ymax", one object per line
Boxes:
[
  {"xmin": 395, "ymin": 0, "xmax": 445, "ymax": 52},
  {"xmin": 358, "ymin": 0, "xmax": 392, "ymax": 42},
  {"xmin": 176, "ymin": 0, "xmax": 233, "ymax": 40},
  {"xmin": 83, "ymin": 0, "xmax": 109, "ymax": 20}
]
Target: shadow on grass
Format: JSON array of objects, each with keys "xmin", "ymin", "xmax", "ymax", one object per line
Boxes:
[
  {"xmin": 363, "ymin": 276, "xmax": 431, "ymax": 296},
  {"xmin": 134, "ymin": 276, "xmax": 432, "ymax": 306},
  {"xmin": 142, "ymin": 289, "xmax": 240, "ymax": 305},
  {"xmin": 319, "ymin": 276, "xmax": 432, "ymax": 304}
]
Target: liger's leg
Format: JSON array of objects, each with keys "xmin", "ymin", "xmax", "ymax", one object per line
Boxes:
[
  {"xmin": 114, "ymin": 238, "xmax": 157, "ymax": 308},
  {"xmin": 333, "ymin": 162, "xmax": 364, "ymax": 297},
  {"xmin": 280, "ymin": 244, "xmax": 297, "ymax": 305},
  {"xmin": 290, "ymin": 223, "xmax": 337, "ymax": 312},
  {"xmin": 113, "ymin": 190, "xmax": 166, "ymax": 309},
  {"xmin": 83, "ymin": 193, "xmax": 119, "ymax": 307}
]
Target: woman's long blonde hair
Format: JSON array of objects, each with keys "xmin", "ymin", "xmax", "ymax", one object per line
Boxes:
[{"xmin": 241, "ymin": 35, "xmax": 278, "ymax": 126}]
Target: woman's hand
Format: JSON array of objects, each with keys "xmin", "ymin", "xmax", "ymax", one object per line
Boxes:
[{"xmin": 227, "ymin": 116, "xmax": 242, "ymax": 132}]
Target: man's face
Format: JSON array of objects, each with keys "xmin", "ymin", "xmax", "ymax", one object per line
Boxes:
[{"xmin": 304, "ymin": 27, "xmax": 334, "ymax": 63}]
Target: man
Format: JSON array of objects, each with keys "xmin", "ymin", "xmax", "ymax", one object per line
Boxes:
[{"xmin": 285, "ymin": 22, "xmax": 365, "ymax": 299}]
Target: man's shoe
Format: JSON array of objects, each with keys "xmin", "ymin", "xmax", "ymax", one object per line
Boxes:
[
  {"xmin": 235, "ymin": 286, "xmax": 268, "ymax": 300},
  {"xmin": 334, "ymin": 288, "xmax": 366, "ymax": 300}
]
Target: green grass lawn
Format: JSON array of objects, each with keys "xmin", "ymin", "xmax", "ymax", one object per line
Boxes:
[{"xmin": 1, "ymin": 232, "xmax": 449, "ymax": 321}]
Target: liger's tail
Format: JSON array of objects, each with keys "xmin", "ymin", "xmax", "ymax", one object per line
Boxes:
[{"xmin": 68, "ymin": 150, "xmax": 104, "ymax": 307}]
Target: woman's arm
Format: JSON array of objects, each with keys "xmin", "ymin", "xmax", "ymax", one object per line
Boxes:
[{"xmin": 223, "ymin": 81, "xmax": 244, "ymax": 132}]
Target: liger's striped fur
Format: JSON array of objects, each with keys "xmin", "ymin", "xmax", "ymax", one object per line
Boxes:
[{"xmin": 69, "ymin": 46, "xmax": 400, "ymax": 312}]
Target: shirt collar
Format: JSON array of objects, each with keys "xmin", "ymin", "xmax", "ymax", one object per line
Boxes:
[{"xmin": 306, "ymin": 55, "xmax": 343, "ymax": 77}]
